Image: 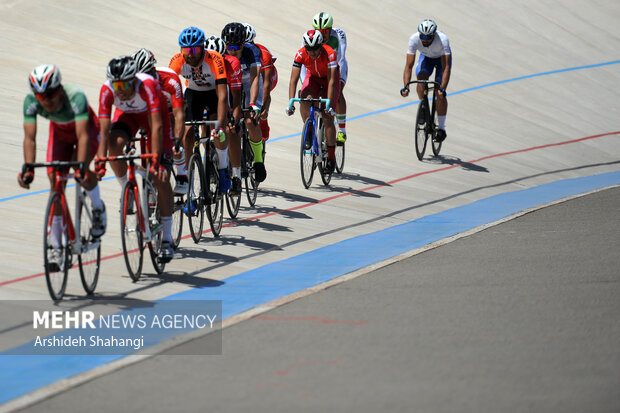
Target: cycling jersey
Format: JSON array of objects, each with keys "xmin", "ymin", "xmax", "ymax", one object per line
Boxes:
[
  {"xmin": 155, "ymin": 67, "xmax": 183, "ymax": 111},
  {"xmin": 324, "ymin": 28, "xmax": 347, "ymax": 76},
  {"xmin": 229, "ymin": 43, "xmax": 263, "ymax": 107},
  {"xmin": 254, "ymin": 43, "xmax": 276, "ymax": 72},
  {"xmin": 293, "ymin": 44, "xmax": 338, "ymax": 78},
  {"xmin": 169, "ymin": 50, "xmax": 227, "ymax": 92},
  {"xmin": 224, "ymin": 55, "xmax": 242, "ymax": 91},
  {"xmin": 407, "ymin": 30, "xmax": 451, "ymax": 58}
]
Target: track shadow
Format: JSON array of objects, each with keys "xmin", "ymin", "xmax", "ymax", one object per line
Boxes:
[
  {"xmin": 424, "ymin": 154, "xmax": 490, "ymax": 172},
  {"xmin": 335, "ymin": 172, "xmax": 392, "ymax": 187}
]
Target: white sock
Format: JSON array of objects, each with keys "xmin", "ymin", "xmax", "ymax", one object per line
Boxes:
[
  {"xmin": 438, "ymin": 115, "xmax": 447, "ymax": 130},
  {"xmin": 232, "ymin": 167, "xmax": 241, "ymax": 179},
  {"xmin": 174, "ymin": 148, "xmax": 187, "ymax": 176},
  {"xmin": 216, "ymin": 147, "xmax": 229, "ymax": 170},
  {"xmin": 51, "ymin": 216, "xmax": 63, "ymax": 248},
  {"xmin": 87, "ymin": 185, "xmax": 104, "ymax": 210},
  {"xmin": 162, "ymin": 216, "xmax": 173, "ymax": 243},
  {"xmin": 117, "ymin": 174, "xmax": 128, "ymax": 189}
]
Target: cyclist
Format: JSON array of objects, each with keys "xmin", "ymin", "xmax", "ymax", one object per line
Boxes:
[
  {"xmin": 243, "ymin": 23, "xmax": 277, "ymax": 141},
  {"xmin": 96, "ymin": 56, "xmax": 175, "ymax": 262},
  {"xmin": 287, "ymin": 29, "xmax": 340, "ymax": 173},
  {"xmin": 169, "ymin": 26, "xmax": 231, "ymax": 194},
  {"xmin": 311, "ymin": 12, "xmax": 348, "ymax": 143},
  {"xmin": 221, "ymin": 22, "xmax": 266, "ymax": 183},
  {"xmin": 401, "ymin": 19, "xmax": 452, "ymax": 142},
  {"xmin": 132, "ymin": 48, "xmax": 188, "ymax": 195},
  {"xmin": 205, "ymin": 35, "xmax": 244, "ymax": 195},
  {"xmin": 19, "ymin": 64, "xmax": 107, "ymax": 269}
]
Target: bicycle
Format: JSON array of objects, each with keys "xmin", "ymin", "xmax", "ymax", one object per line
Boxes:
[
  {"xmin": 288, "ymin": 97, "xmax": 333, "ymax": 188},
  {"xmin": 169, "ymin": 138, "xmax": 185, "ymax": 249},
  {"xmin": 334, "ymin": 120, "xmax": 345, "ymax": 174},
  {"xmin": 185, "ymin": 116, "xmax": 223, "ymax": 242},
  {"xmin": 22, "ymin": 161, "xmax": 101, "ymax": 300},
  {"xmin": 95, "ymin": 134, "xmax": 166, "ymax": 281},
  {"xmin": 404, "ymin": 80, "xmax": 443, "ymax": 160}
]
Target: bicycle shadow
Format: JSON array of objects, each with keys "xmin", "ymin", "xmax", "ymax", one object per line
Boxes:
[
  {"xmin": 424, "ymin": 154, "xmax": 490, "ymax": 173},
  {"xmin": 241, "ymin": 203, "xmax": 312, "ymax": 220},
  {"xmin": 335, "ymin": 172, "xmax": 392, "ymax": 187},
  {"xmin": 258, "ymin": 188, "xmax": 319, "ymax": 204}
]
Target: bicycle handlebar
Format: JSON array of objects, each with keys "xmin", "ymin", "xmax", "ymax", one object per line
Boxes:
[
  {"xmin": 23, "ymin": 161, "xmax": 86, "ymax": 177},
  {"xmin": 288, "ymin": 97, "xmax": 331, "ymax": 111},
  {"xmin": 184, "ymin": 120, "xmax": 220, "ymax": 129},
  {"xmin": 94, "ymin": 153, "xmax": 159, "ymax": 164},
  {"xmin": 404, "ymin": 80, "xmax": 442, "ymax": 89}
]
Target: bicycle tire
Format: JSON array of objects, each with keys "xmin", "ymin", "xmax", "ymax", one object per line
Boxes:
[
  {"xmin": 145, "ymin": 181, "xmax": 165, "ymax": 274},
  {"xmin": 431, "ymin": 109, "xmax": 442, "ymax": 156},
  {"xmin": 300, "ymin": 118, "xmax": 315, "ymax": 188},
  {"xmin": 415, "ymin": 102, "xmax": 428, "ymax": 161},
  {"xmin": 205, "ymin": 150, "xmax": 224, "ymax": 237},
  {"xmin": 335, "ymin": 141, "xmax": 345, "ymax": 174},
  {"xmin": 170, "ymin": 170, "xmax": 184, "ymax": 249},
  {"xmin": 186, "ymin": 153, "xmax": 205, "ymax": 243},
  {"xmin": 43, "ymin": 192, "xmax": 69, "ymax": 301},
  {"xmin": 120, "ymin": 181, "xmax": 144, "ymax": 281},
  {"xmin": 319, "ymin": 132, "xmax": 332, "ymax": 186},
  {"xmin": 225, "ymin": 165, "xmax": 241, "ymax": 219},
  {"xmin": 242, "ymin": 131, "xmax": 258, "ymax": 207},
  {"xmin": 77, "ymin": 189, "xmax": 100, "ymax": 295}
]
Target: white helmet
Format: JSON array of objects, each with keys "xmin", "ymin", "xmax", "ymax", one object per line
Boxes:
[
  {"xmin": 28, "ymin": 64, "xmax": 62, "ymax": 94},
  {"xmin": 205, "ymin": 35, "xmax": 226, "ymax": 55},
  {"xmin": 418, "ymin": 19, "xmax": 437, "ymax": 36},
  {"xmin": 302, "ymin": 29, "xmax": 323, "ymax": 49},
  {"xmin": 243, "ymin": 23, "xmax": 256, "ymax": 43},
  {"xmin": 132, "ymin": 48, "xmax": 157, "ymax": 74}
]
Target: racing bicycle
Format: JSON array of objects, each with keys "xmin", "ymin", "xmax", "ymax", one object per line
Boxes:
[{"xmin": 404, "ymin": 80, "xmax": 443, "ymax": 160}]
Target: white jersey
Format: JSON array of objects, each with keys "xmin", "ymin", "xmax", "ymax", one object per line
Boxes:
[{"xmin": 407, "ymin": 30, "xmax": 451, "ymax": 58}]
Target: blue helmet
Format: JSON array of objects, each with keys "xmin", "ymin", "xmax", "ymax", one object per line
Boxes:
[{"xmin": 178, "ymin": 27, "xmax": 205, "ymax": 47}]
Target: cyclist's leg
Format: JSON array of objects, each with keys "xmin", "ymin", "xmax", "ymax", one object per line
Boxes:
[
  {"xmin": 45, "ymin": 127, "xmax": 70, "ymax": 249},
  {"xmin": 415, "ymin": 54, "xmax": 432, "ymax": 99},
  {"xmin": 242, "ymin": 79, "xmax": 266, "ymax": 181},
  {"xmin": 108, "ymin": 112, "xmax": 138, "ymax": 187},
  {"xmin": 336, "ymin": 62, "xmax": 347, "ymax": 142},
  {"xmin": 434, "ymin": 55, "xmax": 450, "ymax": 118},
  {"xmin": 259, "ymin": 67, "xmax": 277, "ymax": 140}
]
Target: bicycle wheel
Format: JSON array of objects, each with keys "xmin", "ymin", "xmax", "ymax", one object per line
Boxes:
[
  {"xmin": 205, "ymin": 150, "xmax": 224, "ymax": 237},
  {"xmin": 225, "ymin": 165, "xmax": 241, "ymax": 219},
  {"xmin": 186, "ymin": 153, "xmax": 205, "ymax": 243},
  {"xmin": 430, "ymin": 109, "xmax": 442, "ymax": 156},
  {"xmin": 243, "ymin": 133, "xmax": 258, "ymax": 207},
  {"xmin": 335, "ymin": 140, "xmax": 345, "ymax": 174},
  {"xmin": 318, "ymin": 132, "xmax": 332, "ymax": 186},
  {"xmin": 43, "ymin": 192, "xmax": 69, "ymax": 301},
  {"xmin": 77, "ymin": 190, "xmax": 100, "ymax": 295},
  {"xmin": 415, "ymin": 102, "xmax": 428, "ymax": 161},
  {"xmin": 169, "ymin": 171, "xmax": 184, "ymax": 249},
  {"xmin": 145, "ymin": 182, "xmax": 165, "ymax": 274},
  {"xmin": 300, "ymin": 118, "xmax": 315, "ymax": 188},
  {"xmin": 120, "ymin": 181, "xmax": 144, "ymax": 281}
]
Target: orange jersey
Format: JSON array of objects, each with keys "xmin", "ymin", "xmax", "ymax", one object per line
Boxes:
[{"xmin": 169, "ymin": 50, "xmax": 227, "ymax": 92}]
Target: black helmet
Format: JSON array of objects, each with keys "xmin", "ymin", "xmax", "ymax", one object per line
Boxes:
[
  {"xmin": 106, "ymin": 56, "xmax": 137, "ymax": 81},
  {"xmin": 221, "ymin": 22, "xmax": 246, "ymax": 45}
]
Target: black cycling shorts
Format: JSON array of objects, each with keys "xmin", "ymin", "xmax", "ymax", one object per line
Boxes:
[{"xmin": 184, "ymin": 88, "xmax": 219, "ymax": 121}]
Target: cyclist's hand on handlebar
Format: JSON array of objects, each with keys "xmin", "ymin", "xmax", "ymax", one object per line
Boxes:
[
  {"xmin": 149, "ymin": 159, "xmax": 168, "ymax": 181},
  {"xmin": 285, "ymin": 106, "xmax": 295, "ymax": 116},
  {"xmin": 18, "ymin": 166, "xmax": 34, "ymax": 189},
  {"xmin": 400, "ymin": 87, "xmax": 410, "ymax": 97},
  {"xmin": 94, "ymin": 159, "xmax": 106, "ymax": 180},
  {"xmin": 249, "ymin": 104, "xmax": 261, "ymax": 120},
  {"xmin": 324, "ymin": 107, "xmax": 336, "ymax": 117},
  {"xmin": 210, "ymin": 127, "xmax": 226, "ymax": 143}
]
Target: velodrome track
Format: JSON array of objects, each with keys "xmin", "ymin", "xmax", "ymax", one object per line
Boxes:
[{"xmin": 1, "ymin": 0, "xmax": 619, "ymax": 410}]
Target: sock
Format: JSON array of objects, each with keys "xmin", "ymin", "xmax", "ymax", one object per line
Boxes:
[
  {"xmin": 438, "ymin": 115, "xmax": 446, "ymax": 130},
  {"xmin": 117, "ymin": 174, "xmax": 128, "ymax": 189},
  {"xmin": 51, "ymin": 216, "xmax": 63, "ymax": 248},
  {"xmin": 250, "ymin": 140, "xmax": 264, "ymax": 163},
  {"xmin": 86, "ymin": 185, "xmax": 104, "ymax": 210},
  {"xmin": 174, "ymin": 147, "xmax": 186, "ymax": 176},
  {"xmin": 216, "ymin": 147, "xmax": 229, "ymax": 170},
  {"xmin": 162, "ymin": 216, "xmax": 173, "ymax": 243},
  {"xmin": 336, "ymin": 114, "xmax": 346, "ymax": 134},
  {"xmin": 232, "ymin": 167, "xmax": 241, "ymax": 179}
]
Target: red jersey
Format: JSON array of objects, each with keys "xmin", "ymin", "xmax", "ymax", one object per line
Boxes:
[
  {"xmin": 155, "ymin": 67, "xmax": 183, "ymax": 110},
  {"xmin": 224, "ymin": 54, "xmax": 242, "ymax": 91},
  {"xmin": 255, "ymin": 43, "xmax": 276, "ymax": 72},
  {"xmin": 98, "ymin": 73, "xmax": 163, "ymax": 118},
  {"xmin": 292, "ymin": 45, "xmax": 338, "ymax": 78}
]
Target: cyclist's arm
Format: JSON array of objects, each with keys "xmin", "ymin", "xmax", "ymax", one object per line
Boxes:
[
  {"xmin": 403, "ymin": 53, "xmax": 416, "ymax": 87},
  {"xmin": 249, "ymin": 65, "xmax": 260, "ymax": 107},
  {"xmin": 262, "ymin": 67, "xmax": 272, "ymax": 100},
  {"xmin": 327, "ymin": 66, "xmax": 338, "ymax": 108},
  {"xmin": 74, "ymin": 118, "xmax": 90, "ymax": 164},
  {"xmin": 440, "ymin": 53, "xmax": 451, "ymax": 92},
  {"xmin": 289, "ymin": 65, "xmax": 301, "ymax": 100},
  {"xmin": 215, "ymin": 82, "xmax": 228, "ymax": 127},
  {"xmin": 23, "ymin": 122, "xmax": 37, "ymax": 164},
  {"xmin": 148, "ymin": 110, "xmax": 164, "ymax": 156},
  {"xmin": 231, "ymin": 89, "xmax": 242, "ymax": 122},
  {"xmin": 97, "ymin": 117, "xmax": 110, "ymax": 158},
  {"xmin": 172, "ymin": 107, "xmax": 184, "ymax": 138}
]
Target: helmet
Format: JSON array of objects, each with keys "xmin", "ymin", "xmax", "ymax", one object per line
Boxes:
[
  {"xmin": 243, "ymin": 23, "xmax": 256, "ymax": 43},
  {"xmin": 178, "ymin": 26, "xmax": 205, "ymax": 47},
  {"xmin": 302, "ymin": 29, "xmax": 323, "ymax": 49},
  {"xmin": 132, "ymin": 48, "xmax": 157, "ymax": 74},
  {"xmin": 28, "ymin": 64, "xmax": 62, "ymax": 94},
  {"xmin": 418, "ymin": 19, "xmax": 437, "ymax": 36},
  {"xmin": 106, "ymin": 56, "xmax": 137, "ymax": 81},
  {"xmin": 312, "ymin": 12, "xmax": 333, "ymax": 30},
  {"xmin": 221, "ymin": 22, "xmax": 246, "ymax": 45},
  {"xmin": 205, "ymin": 35, "xmax": 226, "ymax": 55}
]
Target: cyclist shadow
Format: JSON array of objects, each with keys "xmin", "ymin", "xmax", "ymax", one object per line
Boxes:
[
  {"xmin": 326, "ymin": 172, "xmax": 390, "ymax": 198},
  {"xmin": 242, "ymin": 203, "xmax": 312, "ymax": 221},
  {"xmin": 259, "ymin": 188, "xmax": 319, "ymax": 204},
  {"xmin": 424, "ymin": 154, "xmax": 490, "ymax": 173}
]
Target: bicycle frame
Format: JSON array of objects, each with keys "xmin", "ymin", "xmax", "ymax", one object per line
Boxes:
[
  {"xmin": 288, "ymin": 97, "xmax": 331, "ymax": 158},
  {"xmin": 406, "ymin": 80, "xmax": 441, "ymax": 126}
]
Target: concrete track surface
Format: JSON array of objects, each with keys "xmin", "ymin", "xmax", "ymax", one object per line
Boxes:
[{"xmin": 0, "ymin": 0, "xmax": 619, "ymax": 411}]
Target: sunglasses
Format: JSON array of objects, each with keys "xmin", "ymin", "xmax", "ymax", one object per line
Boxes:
[
  {"xmin": 420, "ymin": 34, "xmax": 434, "ymax": 41},
  {"xmin": 34, "ymin": 87, "xmax": 62, "ymax": 102},
  {"xmin": 181, "ymin": 46, "xmax": 202, "ymax": 55},
  {"xmin": 226, "ymin": 44, "xmax": 241, "ymax": 52},
  {"xmin": 111, "ymin": 80, "xmax": 133, "ymax": 92}
]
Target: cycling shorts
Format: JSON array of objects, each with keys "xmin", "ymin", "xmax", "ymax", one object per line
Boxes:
[
  {"xmin": 416, "ymin": 53, "xmax": 452, "ymax": 84},
  {"xmin": 300, "ymin": 69, "xmax": 341, "ymax": 109},
  {"xmin": 110, "ymin": 108, "xmax": 173, "ymax": 155},
  {"xmin": 46, "ymin": 119, "xmax": 99, "ymax": 175},
  {"xmin": 184, "ymin": 88, "xmax": 220, "ymax": 122}
]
